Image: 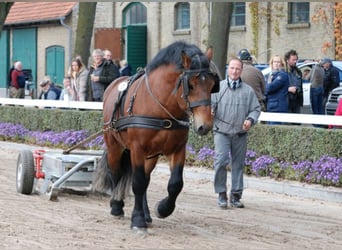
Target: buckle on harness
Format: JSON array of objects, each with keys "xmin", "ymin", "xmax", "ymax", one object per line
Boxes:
[{"xmin": 163, "ymin": 119, "xmax": 172, "ymax": 129}]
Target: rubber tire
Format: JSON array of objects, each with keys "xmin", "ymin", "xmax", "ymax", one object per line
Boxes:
[{"xmin": 16, "ymin": 149, "xmax": 35, "ymax": 194}]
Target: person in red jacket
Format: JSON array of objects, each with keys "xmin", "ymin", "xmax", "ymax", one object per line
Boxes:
[
  {"xmin": 9, "ymin": 61, "xmax": 25, "ymax": 99},
  {"xmin": 328, "ymin": 98, "xmax": 342, "ymax": 129}
]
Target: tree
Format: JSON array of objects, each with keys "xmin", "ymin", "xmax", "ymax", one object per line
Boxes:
[
  {"xmin": 74, "ymin": 2, "xmax": 97, "ymax": 65},
  {"xmin": 0, "ymin": 2, "xmax": 14, "ymax": 39},
  {"xmin": 207, "ymin": 2, "xmax": 233, "ymax": 79}
]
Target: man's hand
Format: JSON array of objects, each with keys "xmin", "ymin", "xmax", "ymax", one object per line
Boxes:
[{"xmin": 242, "ymin": 119, "xmax": 252, "ymax": 131}]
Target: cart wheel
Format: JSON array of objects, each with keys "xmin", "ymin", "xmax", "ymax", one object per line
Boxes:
[{"xmin": 16, "ymin": 150, "xmax": 35, "ymax": 194}]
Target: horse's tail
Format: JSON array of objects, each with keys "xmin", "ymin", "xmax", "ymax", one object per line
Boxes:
[{"xmin": 92, "ymin": 150, "xmax": 132, "ymax": 200}]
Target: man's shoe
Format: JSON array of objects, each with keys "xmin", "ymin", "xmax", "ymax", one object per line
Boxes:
[
  {"xmin": 230, "ymin": 199, "xmax": 244, "ymax": 208},
  {"xmin": 217, "ymin": 192, "xmax": 228, "ymax": 209}
]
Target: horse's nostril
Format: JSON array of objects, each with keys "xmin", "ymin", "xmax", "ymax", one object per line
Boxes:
[{"xmin": 197, "ymin": 125, "xmax": 209, "ymax": 136}]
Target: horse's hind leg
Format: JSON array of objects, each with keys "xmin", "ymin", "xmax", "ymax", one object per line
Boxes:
[
  {"xmin": 110, "ymin": 199, "xmax": 124, "ymax": 216},
  {"xmin": 109, "ymin": 149, "xmax": 133, "ymax": 217}
]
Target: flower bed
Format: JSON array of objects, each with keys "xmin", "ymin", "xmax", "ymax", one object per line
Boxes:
[{"xmin": 1, "ymin": 122, "xmax": 341, "ymax": 187}]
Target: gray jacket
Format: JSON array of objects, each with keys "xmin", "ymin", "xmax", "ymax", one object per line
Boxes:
[{"xmin": 211, "ymin": 79, "xmax": 261, "ymax": 135}]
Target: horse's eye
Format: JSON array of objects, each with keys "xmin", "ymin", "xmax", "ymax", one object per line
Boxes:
[{"xmin": 188, "ymin": 84, "xmax": 194, "ymax": 90}]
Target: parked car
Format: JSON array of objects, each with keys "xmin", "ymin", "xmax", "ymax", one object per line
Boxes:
[
  {"xmin": 262, "ymin": 61, "xmax": 342, "ymax": 114},
  {"xmin": 253, "ymin": 64, "xmax": 269, "ymax": 71}
]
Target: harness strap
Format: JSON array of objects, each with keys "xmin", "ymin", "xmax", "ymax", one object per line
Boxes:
[
  {"xmin": 189, "ymin": 99, "xmax": 211, "ymax": 108},
  {"xmin": 112, "ymin": 115, "xmax": 189, "ymax": 131}
]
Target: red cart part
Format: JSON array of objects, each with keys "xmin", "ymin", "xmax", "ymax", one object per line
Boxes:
[{"xmin": 33, "ymin": 149, "xmax": 45, "ymax": 179}]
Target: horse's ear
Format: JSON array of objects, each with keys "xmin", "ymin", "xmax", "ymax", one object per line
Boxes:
[
  {"xmin": 181, "ymin": 51, "xmax": 192, "ymax": 69},
  {"xmin": 206, "ymin": 46, "xmax": 213, "ymax": 61}
]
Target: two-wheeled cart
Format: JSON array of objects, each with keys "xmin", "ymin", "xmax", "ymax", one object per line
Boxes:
[{"xmin": 15, "ymin": 131, "xmax": 103, "ymax": 201}]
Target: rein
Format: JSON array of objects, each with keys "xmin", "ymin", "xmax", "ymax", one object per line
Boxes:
[
  {"xmin": 145, "ymin": 74, "xmax": 189, "ymax": 127},
  {"xmin": 106, "ymin": 57, "xmax": 216, "ymax": 132}
]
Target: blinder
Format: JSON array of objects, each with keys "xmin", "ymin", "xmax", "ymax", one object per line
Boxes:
[{"xmin": 209, "ymin": 72, "xmax": 220, "ymax": 93}]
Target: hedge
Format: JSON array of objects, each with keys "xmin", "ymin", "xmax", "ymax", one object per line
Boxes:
[{"xmin": 1, "ymin": 105, "xmax": 342, "ymax": 163}]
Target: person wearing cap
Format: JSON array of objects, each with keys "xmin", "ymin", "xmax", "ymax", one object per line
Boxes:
[
  {"xmin": 39, "ymin": 76, "xmax": 61, "ymax": 100},
  {"xmin": 238, "ymin": 49, "xmax": 266, "ymax": 112},
  {"xmin": 321, "ymin": 58, "xmax": 340, "ymax": 114}
]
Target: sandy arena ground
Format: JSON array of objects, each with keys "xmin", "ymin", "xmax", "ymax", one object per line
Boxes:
[{"xmin": 0, "ymin": 142, "xmax": 342, "ymax": 249}]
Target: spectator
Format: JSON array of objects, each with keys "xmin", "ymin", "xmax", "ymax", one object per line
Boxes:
[
  {"xmin": 119, "ymin": 59, "xmax": 132, "ymax": 77},
  {"xmin": 113, "ymin": 58, "xmax": 121, "ymax": 71},
  {"xmin": 284, "ymin": 49, "xmax": 303, "ymax": 124},
  {"xmin": 67, "ymin": 55, "xmax": 85, "ymax": 77},
  {"xmin": 322, "ymin": 58, "xmax": 340, "ymax": 113},
  {"xmin": 238, "ymin": 49, "xmax": 266, "ymax": 111},
  {"xmin": 211, "ymin": 57, "xmax": 261, "ymax": 209},
  {"xmin": 9, "ymin": 61, "xmax": 26, "ymax": 99},
  {"xmin": 7, "ymin": 60, "xmax": 17, "ymax": 89},
  {"xmin": 70, "ymin": 58, "xmax": 89, "ymax": 101},
  {"xmin": 265, "ymin": 55, "xmax": 289, "ymax": 125},
  {"xmin": 104, "ymin": 49, "xmax": 113, "ymax": 62},
  {"xmin": 59, "ymin": 76, "xmax": 76, "ymax": 101},
  {"xmin": 328, "ymin": 98, "xmax": 342, "ymax": 129},
  {"xmin": 87, "ymin": 49, "xmax": 119, "ymax": 101},
  {"xmin": 39, "ymin": 76, "xmax": 61, "ymax": 100},
  {"xmin": 310, "ymin": 60, "xmax": 325, "ymax": 117},
  {"xmin": 302, "ymin": 67, "xmax": 311, "ymax": 83},
  {"xmin": 104, "ymin": 49, "xmax": 120, "ymax": 82}
]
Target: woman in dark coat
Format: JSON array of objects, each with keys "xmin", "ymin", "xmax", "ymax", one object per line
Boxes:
[{"xmin": 265, "ymin": 55, "xmax": 289, "ymax": 124}]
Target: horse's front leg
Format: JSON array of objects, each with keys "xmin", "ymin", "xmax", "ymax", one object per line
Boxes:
[
  {"xmin": 131, "ymin": 166, "xmax": 150, "ymax": 229},
  {"xmin": 143, "ymin": 191, "xmax": 152, "ymax": 224},
  {"xmin": 155, "ymin": 150, "xmax": 185, "ymax": 218}
]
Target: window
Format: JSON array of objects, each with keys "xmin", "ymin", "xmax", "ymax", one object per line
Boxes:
[
  {"xmin": 175, "ymin": 2, "xmax": 190, "ymax": 30},
  {"xmin": 231, "ymin": 2, "xmax": 245, "ymax": 26},
  {"xmin": 123, "ymin": 2, "xmax": 147, "ymax": 26},
  {"xmin": 288, "ymin": 2, "xmax": 309, "ymax": 24}
]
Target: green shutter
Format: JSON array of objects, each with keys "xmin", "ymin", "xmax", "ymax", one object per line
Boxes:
[
  {"xmin": 46, "ymin": 46, "xmax": 65, "ymax": 85},
  {"xmin": 0, "ymin": 30, "xmax": 10, "ymax": 89},
  {"xmin": 127, "ymin": 25, "xmax": 147, "ymax": 75}
]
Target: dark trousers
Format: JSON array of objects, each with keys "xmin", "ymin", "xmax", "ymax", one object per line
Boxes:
[
  {"xmin": 311, "ymin": 87, "xmax": 325, "ymax": 128},
  {"xmin": 288, "ymin": 101, "xmax": 301, "ymax": 125},
  {"xmin": 310, "ymin": 87, "xmax": 324, "ymax": 115}
]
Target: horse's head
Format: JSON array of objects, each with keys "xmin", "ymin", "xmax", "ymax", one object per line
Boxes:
[{"xmin": 177, "ymin": 46, "xmax": 220, "ymax": 136}]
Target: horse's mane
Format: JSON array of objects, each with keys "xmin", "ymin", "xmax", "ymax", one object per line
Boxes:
[{"xmin": 146, "ymin": 41, "xmax": 210, "ymax": 73}]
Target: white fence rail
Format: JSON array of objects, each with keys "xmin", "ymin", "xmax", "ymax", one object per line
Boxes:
[{"xmin": 1, "ymin": 98, "xmax": 342, "ymax": 126}]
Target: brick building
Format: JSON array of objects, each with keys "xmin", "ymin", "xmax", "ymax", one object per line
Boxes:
[{"xmin": 0, "ymin": 2, "xmax": 338, "ymax": 97}]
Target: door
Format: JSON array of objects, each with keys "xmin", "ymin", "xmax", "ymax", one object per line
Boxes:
[
  {"xmin": 94, "ymin": 28, "xmax": 122, "ymax": 60},
  {"xmin": 0, "ymin": 30, "xmax": 10, "ymax": 93},
  {"xmin": 126, "ymin": 25, "xmax": 147, "ymax": 75},
  {"xmin": 46, "ymin": 46, "xmax": 65, "ymax": 85},
  {"xmin": 12, "ymin": 28, "xmax": 37, "ymax": 88}
]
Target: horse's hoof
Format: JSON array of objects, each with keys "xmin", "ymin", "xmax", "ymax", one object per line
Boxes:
[
  {"xmin": 145, "ymin": 215, "xmax": 153, "ymax": 224},
  {"xmin": 131, "ymin": 227, "xmax": 148, "ymax": 237},
  {"xmin": 154, "ymin": 199, "xmax": 175, "ymax": 218},
  {"xmin": 110, "ymin": 209, "xmax": 124, "ymax": 217},
  {"xmin": 154, "ymin": 201, "xmax": 164, "ymax": 218}
]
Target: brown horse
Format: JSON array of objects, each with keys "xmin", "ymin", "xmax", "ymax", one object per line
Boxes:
[{"xmin": 93, "ymin": 41, "xmax": 219, "ymax": 232}]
